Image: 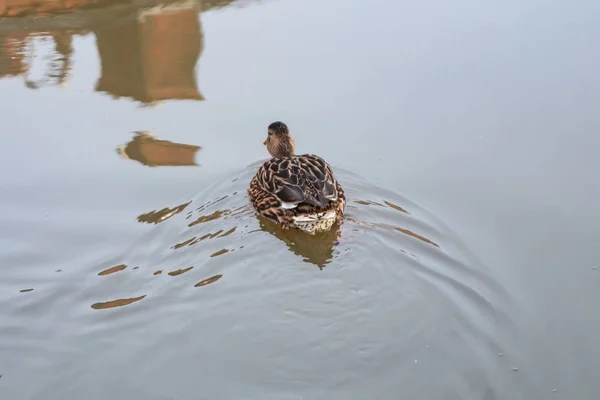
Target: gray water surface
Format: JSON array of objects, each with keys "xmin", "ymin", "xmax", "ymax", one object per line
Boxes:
[{"xmin": 1, "ymin": 0, "xmax": 599, "ymax": 399}]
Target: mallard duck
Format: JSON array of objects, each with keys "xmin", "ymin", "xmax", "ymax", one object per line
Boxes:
[{"xmin": 248, "ymin": 121, "xmax": 346, "ymax": 234}]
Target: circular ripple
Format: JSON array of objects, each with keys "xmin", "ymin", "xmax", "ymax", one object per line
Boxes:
[{"xmin": 17, "ymin": 163, "xmax": 516, "ymax": 399}]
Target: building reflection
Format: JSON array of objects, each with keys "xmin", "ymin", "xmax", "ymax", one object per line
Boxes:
[
  {"xmin": 0, "ymin": 33, "xmax": 27, "ymax": 77},
  {"xmin": 94, "ymin": 2, "xmax": 203, "ymax": 103},
  {"xmin": 118, "ymin": 131, "xmax": 201, "ymax": 167},
  {"xmin": 0, "ymin": 30, "xmax": 74, "ymax": 87},
  {"xmin": 0, "ymin": 0, "xmax": 243, "ymax": 104}
]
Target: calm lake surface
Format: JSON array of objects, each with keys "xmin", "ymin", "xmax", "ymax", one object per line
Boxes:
[{"xmin": 1, "ymin": 0, "xmax": 599, "ymax": 398}]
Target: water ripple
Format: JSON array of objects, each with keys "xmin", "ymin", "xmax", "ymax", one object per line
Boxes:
[{"xmin": 2, "ymin": 163, "xmax": 516, "ymax": 398}]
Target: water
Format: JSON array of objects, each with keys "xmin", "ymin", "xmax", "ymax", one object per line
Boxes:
[{"xmin": 1, "ymin": 0, "xmax": 599, "ymax": 398}]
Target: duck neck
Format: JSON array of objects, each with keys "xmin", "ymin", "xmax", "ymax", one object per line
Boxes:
[{"xmin": 271, "ymin": 140, "xmax": 295, "ymax": 158}]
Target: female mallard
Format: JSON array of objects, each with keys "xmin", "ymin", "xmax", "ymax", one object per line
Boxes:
[{"xmin": 248, "ymin": 121, "xmax": 346, "ymax": 234}]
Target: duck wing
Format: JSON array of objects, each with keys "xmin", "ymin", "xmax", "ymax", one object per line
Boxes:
[{"xmin": 257, "ymin": 155, "xmax": 339, "ymax": 208}]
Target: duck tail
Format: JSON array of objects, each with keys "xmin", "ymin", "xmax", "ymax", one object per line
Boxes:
[{"xmin": 292, "ymin": 210, "xmax": 337, "ymax": 234}]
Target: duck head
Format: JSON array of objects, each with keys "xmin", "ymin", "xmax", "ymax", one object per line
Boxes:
[{"xmin": 264, "ymin": 121, "xmax": 296, "ymax": 158}]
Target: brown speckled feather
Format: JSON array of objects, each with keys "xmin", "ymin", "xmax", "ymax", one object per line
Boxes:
[{"xmin": 248, "ymin": 154, "xmax": 345, "ymax": 230}]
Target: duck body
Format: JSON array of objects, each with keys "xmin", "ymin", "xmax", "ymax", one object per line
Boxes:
[{"xmin": 249, "ymin": 153, "xmax": 346, "ymax": 234}]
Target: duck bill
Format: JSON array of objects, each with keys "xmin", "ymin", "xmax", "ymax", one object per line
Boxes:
[{"xmin": 263, "ymin": 139, "xmax": 267, "ymax": 145}]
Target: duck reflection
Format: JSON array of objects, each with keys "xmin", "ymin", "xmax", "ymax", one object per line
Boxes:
[
  {"xmin": 257, "ymin": 215, "xmax": 341, "ymax": 269},
  {"xmin": 118, "ymin": 131, "xmax": 201, "ymax": 167},
  {"xmin": 0, "ymin": 0, "xmax": 249, "ymax": 103}
]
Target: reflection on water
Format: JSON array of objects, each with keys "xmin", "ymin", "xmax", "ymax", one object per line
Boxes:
[
  {"xmin": 98, "ymin": 264, "xmax": 127, "ymax": 275},
  {"xmin": 383, "ymin": 200, "xmax": 409, "ymax": 214},
  {"xmin": 210, "ymin": 248, "xmax": 229, "ymax": 257},
  {"xmin": 118, "ymin": 131, "xmax": 201, "ymax": 167},
  {"xmin": 257, "ymin": 215, "xmax": 341, "ymax": 269},
  {"xmin": 138, "ymin": 201, "xmax": 192, "ymax": 224},
  {"xmin": 1, "ymin": 0, "xmax": 597, "ymax": 396},
  {"xmin": 346, "ymin": 216, "xmax": 439, "ymax": 248},
  {"xmin": 97, "ymin": 166, "xmax": 432, "ymax": 292},
  {"xmin": 95, "ymin": 1, "xmax": 203, "ymax": 103},
  {"xmin": 0, "ymin": 0, "xmax": 245, "ymax": 104},
  {"xmin": 115, "ymin": 165, "xmax": 446, "ymax": 278},
  {"xmin": 3, "ymin": 156, "xmax": 511, "ymax": 397},
  {"xmin": 0, "ymin": 31, "xmax": 73, "ymax": 88},
  {"xmin": 168, "ymin": 266, "xmax": 194, "ymax": 276},
  {"xmin": 97, "ymin": 165, "xmax": 505, "ymax": 399},
  {"xmin": 0, "ymin": 33, "xmax": 26, "ymax": 77},
  {"xmin": 188, "ymin": 209, "xmax": 230, "ymax": 226},
  {"xmin": 111, "ymin": 165, "xmax": 461, "ymax": 287},
  {"xmin": 91, "ymin": 295, "xmax": 146, "ymax": 310},
  {"xmin": 171, "ymin": 226, "xmax": 234, "ymax": 249},
  {"xmin": 217, "ymin": 227, "xmax": 236, "ymax": 237},
  {"xmin": 194, "ymin": 274, "xmax": 222, "ymax": 287},
  {"xmin": 0, "ymin": 0, "xmax": 121, "ymax": 17},
  {"xmin": 354, "ymin": 199, "xmax": 386, "ymax": 207}
]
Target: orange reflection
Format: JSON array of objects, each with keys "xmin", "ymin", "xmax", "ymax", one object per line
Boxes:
[
  {"xmin": 392, "ymin": 226, "xmax": 438, "ymax": 247},
  {"xmin": 346, "ymin": 217, "xmax": 439, "ymax": 248},
  {"xmin": 0, "ymin": 31, "xmax": 73, "ymax": 87},
  {"xmin": 217, "ymin": 227, "xmax": 236, "ymax": 238},
  {"xmin": 0, "ymin": 0, "xmax": 119, "ymax": 17},
  {"xmin": 91, "ymin": 295, "xmax": 145, "ymax": 310},
  {"xmin": 196, "ymin": 196, "xmax": 234, "ymax": 213},
  {"xmin": 98, "ymin": 264, "xmax": 127, "ymax": 275},
  {"xmin": 119, "ymin": 132, "xmax": 201, "ymax": 167},
  {"xmin": 0, "ymin": 33, "xmax": 28, "ymax": 78},
  {"xmin": 94, "ymin": 2, "xmax": 204, "ymax": 104},
  {"xmin": 384, "ymin": 201, "xmax": 409, "ymax": 214},
  {"xmin": 171, "ymin": 227, "xmax": 236, "ymax": 250},
  {"xmin": 168, "ymin": 266, "xmax": 194, "ymax": 276},
  {"xmin": 0, "ymin": 0, "xmax": 250, "ymax": 102},
  {"xmin": 138, "ymin": 200, "xmax": 192, "ymax": 224},
  {"xmin": 354, "ymin": 200, "xmax": 386, "ymax": 207},
  {"xmin": 210, "ymin": 248, "xmax": 229, "ymax": 257},
  {"xmin": 172, "ymin": 237, "xmax": 197, "ymax": 249},
  {"xmin": 194, "ymin": 274, "xmax": 222, "ymax": 287},
  {"xmin": 188, "ymin": 210, "xmax": 230, "ymax": 227}
]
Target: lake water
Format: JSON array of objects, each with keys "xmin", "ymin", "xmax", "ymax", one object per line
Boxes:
[{"xmin": 1, "ymin": 0, "xmax": 599, "ymax": 399}]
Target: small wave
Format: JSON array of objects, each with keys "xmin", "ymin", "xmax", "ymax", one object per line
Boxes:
[{"xmin": 44, "ymin": 162, "xmax": 516, "ymax": 398}]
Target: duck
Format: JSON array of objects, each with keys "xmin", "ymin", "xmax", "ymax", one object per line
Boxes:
[{"xmin": 248, "ymin": 121, "xmax": 346, "ymax": 234}]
